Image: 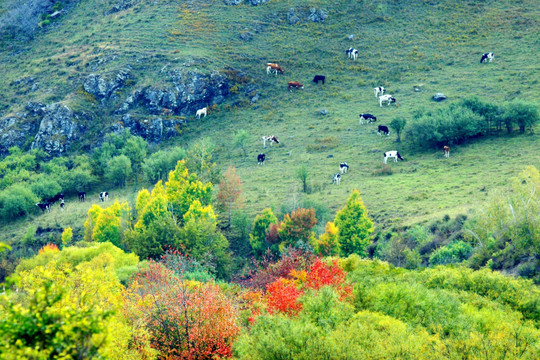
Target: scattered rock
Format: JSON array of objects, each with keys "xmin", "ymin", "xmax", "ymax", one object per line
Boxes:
[
  {"xmin": 413, "ymin": 84, "xmax": 423, "ymax": 92},
  {"xmin": 223, "ymin": 0, "xmax": 243, "ymax": 4},
  {"xmin": 251, "ymin": 93, "xmax": 260, "ymax": 103},
  {"xmin": 327, "ymin": 154, "xmax": 334, "ymax": 158},
  {"xmin": 287, "ymin": 8, "xmax": 301, "ymax": 25},
  {"xmin": 347, "ymin": 34, "xmax": 355, "ymax": 40},
  {"xmin": 0, "ymin": 116, "xmax": 38, "ymax": 156},
  {"xmin": 319, "ymin": 109, "xmax": 328, "ymax": 116},
  {"xmin": 308, "ymin": 8, "xmax": 328, "ymax": 23},
  {"xmin": 432, "ymin": 93, "xmax": 447, "ymax": 101},
  {"xmin": 104, "ymin": 0, "xmax": 136, "ymax": 15},
  {"xmin": 238, "ymin": 31, "xmax": 254, "ymax": 41},
  {"xmin": 247, "ymin": 0, "xmax": 271, "ymax": 5}
]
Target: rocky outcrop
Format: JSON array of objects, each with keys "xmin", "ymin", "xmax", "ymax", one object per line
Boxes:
[
  {"xmin": 30, "ymin": 104, "xmax": 84, "ymax": 155},
  {"xmin": 104, "ymin": 0, "xmax": 137, "ymax": 15},
  {"xmin": 307, "ymin": 8, "xmax": 328, "ymax": 23},
  {"xmin": 117, "ymin": 70, "xmax": 229, "ymax": 116},
  {"xmin": 114, "ymin": 114, "xmax": 185, "ymax": 143},
  {"xmin": 224, "ymin": 0, "xmax": 271, "ymax": 5},
  {"xmin": 0, "ymin": 116, "xmax": 37, "ymax": 156},
  {"xmin": 83, "ymin": 67, "xmax": 132, "ymax": 103},
  {"xmin": 286, "ymin": 7, "xmax": 328, "ymax": 24}
]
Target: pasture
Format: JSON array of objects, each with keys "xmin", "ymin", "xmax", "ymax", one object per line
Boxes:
[{"xmin": 0, "ymin": 0, "xmax": 539, "ymax": 240}]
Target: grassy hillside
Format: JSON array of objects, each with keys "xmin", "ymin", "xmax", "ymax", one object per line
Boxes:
[{"xmin": 0, "ymin": 0, "xmax": 539, "ymax": 239}]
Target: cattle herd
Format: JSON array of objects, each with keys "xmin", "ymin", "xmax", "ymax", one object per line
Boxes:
[
  {"xmin": 35, "ymin": 190, "xmax": 109, "ymax": 215},
  {"xmin": 251, "ymin": 49, "xmax": 493, "ymax": 185}
]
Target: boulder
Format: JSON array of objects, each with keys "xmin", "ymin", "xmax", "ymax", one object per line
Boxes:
[
  {"xmin": 247, "ymin": 0, "xmax": 271, "ymax": 5},
  {"xmin": 238, "ymin": 31, "xmax": 254, "ymax": 41},
  {"xmin": 287, "ymin": 8, "xmax": 301, "ymax": 25},
  {"xmin": 432, "ymin": 93, "xmax": 447, "ymax": 101},
  {"xmin": 223, "ymin": 0, "xmax": 243, "ymax": 4},
  {"xmin": 308, "ymin": 8, "xmax": 328, "ymax": 23},
  {"xmin": 30, "ymin": 104, "xmax": 83, "ymax": 155},
  {"xmin": 104, "ymin": 0, "xmax": 136, "ymax": 15},
  {"xmin": 319, "ymin": 109, "xmax": 328, "ymax": 116}
]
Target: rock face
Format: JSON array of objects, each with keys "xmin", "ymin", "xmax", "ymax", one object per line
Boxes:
[
  {"xmin": 115, "ymin": 114, "xmax": 185, "ymax": 143},
  {"xmin": 31, "ymin": 104, "xmax": 83, "ymax": 155},
  {"xmin": 0, "ymin": 116, "xmax": 37, "ymax": 156},
  {"xmin": 117, "ymin": 70, "xmax": 229, "ymax": 116},
  {"xmin": 83, "ymin": 67, "xmax": 132, "ymax": 103}
]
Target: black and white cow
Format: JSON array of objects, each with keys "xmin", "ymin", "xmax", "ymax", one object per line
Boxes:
[
  {"xmin": 78, "ymin": 191, "xmax": 86, "ymax": 202},
  {"xmin": 359, "ymin": 113, "xmax": 377, "ymax": 125},
  {"xmin": 383, "ymin": 150, "xmax": 404, "ymax": 164},
  {"xmin": 374, "ymin": 86, "xmax": 385, "ymax": 98},
  {"xmin": 60, "ymin": 199, "xmax": 65, "ymax": 211},
  {"xmin": 346, "ymin": 48, "xmax": 358, "ymax": 60},
  {"xmin": 313, "ymin": 75, "xmax": 326, "ymax": 84},
  {"xmin": 99, "ymin": 192, "xmax": 109, "ymax": 202},
  {"xmin": 257, "ymin": 153, "xmax": 266, "ymax": 165},
  {"xmin": 480, "ymin": 52, "xmax": 494, "ymax": 63},
  {"xmin": 36, "ymin": 202, "xmax": 51, "ymax": 213},
  {"xmin": 47, "ymin": 193, "xmax": 64, "ymax": 205},
  {"xmin": 340, "ymin": 162, "xmax": 349, "ymax": 174},
  {"xmin": 333, "ymin": 173, "xmax": 341, "ymax": 185},
  {"xmin": 378, "ymin": 125, "xmax": 390, "ymax": 136},
  {"xmin": 379, "ymin": 95, "xmax": 396, "ymax": 107}
]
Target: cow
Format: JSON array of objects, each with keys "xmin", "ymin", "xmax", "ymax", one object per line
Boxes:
[
  {"xmin": 346, "ymin": 48, "xmax": 358, "ymax": 60},
  {"xmin": 78, "ymin": 191, "xmax": 86, "ymax": 202},
  {"xmin": 379, "ymin": 94, "xmax": 396, "ymax": 107},
  {"xmin": 359, "ymin": 113, "xmax": 377, "ymax": 124},
  {"xmin": 262, "ymin": 135, "xmax": 279, "ymax": 148},
  {"xmin": 36, "ymin": 202, "xmax": 51, "ymax": 213},
  {"xmin": 374, "ymin": 86, "xmax": 385, "ymax": 98},
  {"xmin": 313, "ymin": 75, "xmax": 326, "ymax": 84},
  {"xmin": 47, "ymin": 193, "xmax": 64, "ymax": 205},
  {"xmin": 340, "ymin": 162, "xmax": 349, "ymax": 174},
  {"xmin": 288, "ymin": 81, "xmax": 304, "ymax": 91},
  {"xmin": 480, "ymin": 52, "xmax": 494, "ymax": 63},
  {"xmin": 333, "ymin": 173, "xmax": 341, "ymax": 185},
  {"xmin": 378, "ymin": 125, "xmax": 390, "ymax": 136},
  {"xmin": 443, "ymin": 146, "xmax": 450, "ymax": 158},
  {"xmin": 257, "ymin": 153, "xmax": 266, "ymax": 165},
  {"xmin": 99, "ymin": 192, "xmax": 109, "ymax": 202},
  {"xmin": 384, "ymin": 150, "xmax": 404, "ymax": 164},
  {"xmin": 266, "ymin": 63, "xmax": 284, "ymax": 75},
  {"xmin": 196, "ymin": 107, "xmax": 207, "ymax": 119},
  {"xmin": 60, "ymin": 199, "xmax": 65, "ymax": 211}
]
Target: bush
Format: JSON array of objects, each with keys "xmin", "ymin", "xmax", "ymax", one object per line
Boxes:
[
  {"xmin": 503, "ymin": 101, "xmax": 539, "ymax": 134},
  {"xmin": 0, "ymin": 184, "xmax": 38, "ymax": 220},
  {"xmin": 429, "ymin": 240, "xmax": 473, "ymax": 266},
  {"xmin": 142, "ymin": 146, "xmax": 186, "ymax": 183},
  {"xmin": 30, "ymin": 175, "xmax": 62, "ymax": 201},
  {"xmin": 105, "ymin": 155, "xmax": 132, "ymax": 187}
]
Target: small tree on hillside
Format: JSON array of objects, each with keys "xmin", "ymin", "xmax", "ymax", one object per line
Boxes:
[
  {"xmin": 278, "ymin": 208, "xmax": 317, "ymax": 250},
  {"xmin": 233, "ymin": 129, "xmax": 249, "ymax": 158},
  {"xmin": 217, "ymin": 165, "xmax": 244, "ymax": 228},
  {"xmin": 105, "ymin": 155, "xmax": 132, "ymax": 187},
  {"xmin": 334, "ymin": 190, "xmax": 374, "ymax": 257},
  {"xmin": 314, "ymin": 221, "xmax": 341, "ymax": 256},
  {"xmin": 249, "ymin": 208, "xmax": 278, "ymax": 258},
  {"xmin": 390, "ymin": 117, "xmax": 407, "ymax": 142},
  {"xmin": 296, "ymin": 165, "xmax": 310, "ymax": 193},
  {"xmin": 504, "ymin": 102, "xmax": 539, "ymax": 134}
]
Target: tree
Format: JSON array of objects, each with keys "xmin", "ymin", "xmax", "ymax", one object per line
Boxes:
[
  {"xmin": 0, "ymin": 184, "xmax": 38, "ymax": 220},
  {"xmin": 296, "ymin": 165, "xmax": 310, "ymax": 193},
  {"xmin": 165, "ymin": 160, "xmax": 213, "ymax": 224},
  {"xmin": 314, "ymin": 222, "xmax": 341, "ymax": 256},
  {"xmin": 278, "ymin": 208, "xmax": 317, "ymax": 250},
  {"xmin": 83, "ymin": 201, "xmax": 131, "ymax": 247},
  {"xmin": 142, "ymin": 146, "xmax": 186, "ymax": 183},
  {"xmin": 390, "ymin": 117, "xmax": 407, "ymax": 142},
  {"xmin": 186, "ymin": 137, "xmax": 219, "ymax": 183},
  {"xmin": 217, "ymin": 165, "xmax": 244, "ymax": 228},
  {"xmin": 61, "ymin": 227, "xmax": 73, "ymax": 246},
  {"xmin": 105, "ymin": 155, "xmax": 132, "ymax": 187},
  {"xmin": 233, "ymin": 129, "xmax": 249, "ymax": 158},
  {"xmin": 504, "ymin": 102, "xmax": 539, "ymax": 133},
  {"xmin": 249, "ymin": 208, "xmax": 278, "ymax": 258},
  {"xmin": 334, "ymin": 190, "xmax": 374, "ymax": 257},
  {"xmin": 122, "ymin": 135, "xmax": 148, "ymax": 182}
]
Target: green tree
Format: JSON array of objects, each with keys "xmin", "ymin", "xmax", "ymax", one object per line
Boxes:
[
  {"xmin": 296, "ymin": 165, "xmax": 310, "ymax": 193},
  {"xmin": 504, "ymin": 102, "xmax": 539, "ymax": 133},
  {"xmin": 334, "ymin": 190, "xmax": 374, "ymax": 257},
  {"xmin": 314, "ymin": 222, "xmax": 341, "ymax": 256},
  {"xmin": 61, "ymin": 227, "xmax": 73, "ymax": 246},
  {"xmin": 186, "ymin": 137, "xmax": 219, "ymax": 183},
  {"xmin": 233, "ymin": 129, "xmax": 249, "ymax": 158},
  {"xmin": 249, "ymin": 208, "xmax": 278, "ymax": 258},
  {"xmin": 83, "ymin": 201, "xmax": 131, "ymax": 247},
  {"xmin": 105, "ymin": 155, "xmax": 132, "ymax": 187},
  {"xmin": 390, "ymin": 117, "xmax": 407, "ymax": 142},
  {"xmin": 142, "ymin": 146, "xmax": 186, "ymax": 183},
  {"xmin": 0, "ymin": 184, "xmax": 38, "ymax": 220},
  {"xmin": 216, "ymin": 165, "xmax": 244, "ymax": 228},
  {"xmin": 278, "ymin": 208, "xmax": 317, "ymax": 250},
  {"xmin": 122, "ymin": 135, "xmax": 148, "ymax": 182}
]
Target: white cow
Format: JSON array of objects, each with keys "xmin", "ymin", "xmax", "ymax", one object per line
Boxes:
[
  {"xmin": 383, "ymin": 151, "xmax": 404, "ymax": 164},
  {"xmin": 374, "ymin": 86, "xmax": 385, "ymax": 98},
  {"xmin": 196, "ymin": 107, "xmax": 207, "ymax": 119},
  {"xmin": 379, "ymin": 94, "xmax": 396, "ymax": 107}
]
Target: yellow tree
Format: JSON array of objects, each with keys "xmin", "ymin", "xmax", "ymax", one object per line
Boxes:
[
  {"xmin": 83, "ymin": 201, "xmax": 131, "ymax": 247},
  {"xmin": 334, "ymin": 190, "xmax": 374, "ymax": 257},
  {"xmin": 314, "ymin": 222, "xmax": 341, "ymax": 256}
]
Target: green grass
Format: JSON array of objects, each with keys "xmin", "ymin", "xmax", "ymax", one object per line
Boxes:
[{"xmin": 0, "ymin": 0, "xmax": 539, "ymax": 240}]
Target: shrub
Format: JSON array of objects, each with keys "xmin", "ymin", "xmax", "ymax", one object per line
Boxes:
[
  {"xmin": 429, "ymin": 240, "xmax": 473, "ymax": 265},
  {"xmin": 0, "ymin": 184, "xmax": 38, "ymax": 220}
]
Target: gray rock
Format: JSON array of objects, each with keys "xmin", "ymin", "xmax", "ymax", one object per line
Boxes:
[
  {"xmin": 319, "ymin": 109, "xmax": 328, "ymax": 116},
  {"xmin": 251, "ymin": 93, "xmax": 260, "ymax": 103},
  {"xmin": 247, "ymin": 0, "xmax": 271, "ymax": 5},
  {"xmin": 239, "ymin": 31, "xmax": 254, "ymax": 41},
  {"xmin": 120, "ymin": 114, "xmax": 185, "ymax": 143},
  {"xmin": 31, "ymin": 104, "xmax": 82, "ymax": 155},
  {"xmin": 327, "ymin": 154, "xmax": 333, "ymax": 158},
  {"xmin": 308, "ymin": 8, "xmax": 327, "ymax": 23},
  {"xmin": 0, "ymin": 116, "xmax": 38, "ymax": 156},
  {"xmin": 287, "ymin": 8, "xmax": 301, "ymax": 25},
  {"xmin": 224, "ymin": 0, "xmax": 243, "ymax": 4},
  {"xmin": 105, "ymin": 0, "xmax": 136, "ymax": 15},
  {"xmin": 347, "ymin": 34, "xmax": 355, "ymax": 40},
  {"xmin": 83, "ymin": 67, "xmax": 132, "ymax": 103},
  {"xmin": 432, "ymin": 93, "xmax": 447, "ymax": 101}
]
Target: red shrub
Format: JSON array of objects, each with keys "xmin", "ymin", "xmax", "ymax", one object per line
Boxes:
[{"xmin": 266, "ymin": 278, "xmax": 304, "ymax": 316}]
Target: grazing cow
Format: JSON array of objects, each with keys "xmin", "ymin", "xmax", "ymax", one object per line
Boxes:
[
  {"xmin": 47, "ymin": 193, "xmax": 64, "ymax": 205},
  {"xmin": 374, "ymin": 86, "xmax": 385, "ymax": 98},
  {"xmin": 287, "ymin": 81, "xmax": 304, "ymax": 91},
  {"xmin": 262, "ymin": 135, "xmax": 279, "ymax": 148},
  {"xmin": 266, "ymin": 63, "xmax": 284, "ymax": 75},
  {"xmin": 384, "ymin": 150, "xmax": 404, "ymax": 164},
  {"xmin": 346, "ymin": 48, "xmax": 358, "ymax": 60},
  {"xmin": 78, "ymin": 191, "xmax": 86, "ymax": 202},
  {"xmin": 36, "ymin": 202, "xmax": 51, "ymax": 213},
  {"xmin": 379, "ymin": 94, "xmax": 396, "ymax": 107},
  {"xmin": 196, "ymin": 107, "xmax": 207, "ymax": 119},
  {"xmin": 333, "ymin": 173, "xmax": 341, "ymax": 185},
  {"xmin": 257, "ymin": 153, "xmax": 266, "ymax": 165},
  {"xmin": 340, "ymin": 162, "xmax": 349, "ymax": 174},
  {"xmin": 313, "ymin": 75, "xmax": 326, "ymax": 84},
  {"xmin": 480, "ymin": 52, "xmax": 494, "ymax": 63},
  {"xmin": 99, "ymin": 192, "xmax": 109, "ymax": 202},
  {"xmin": 359, "ymin": 113, "xmax": 377, "ymax": 124},
  {"xmin": 443, "ymin": 146, "xmax": 450, "ymax": 158},
  {"xmin": 378, "ymin": 125, "xmax": 390, "ymax": 136},
  {"xmin": 60, "ymin": 199, "xmax": 65, "ymax": 211}
]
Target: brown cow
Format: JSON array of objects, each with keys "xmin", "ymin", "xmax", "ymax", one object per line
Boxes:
[
  {"xmin": 287, "ymin": 81, "xmax": 304, "ymax": 91},
  {"xmin": 266, "ymin": 63, "xmax": 284, "ymax": 75},
  {"xmin": 443, "ymin": 146, "xmax": 450, "ymax": 158}
]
